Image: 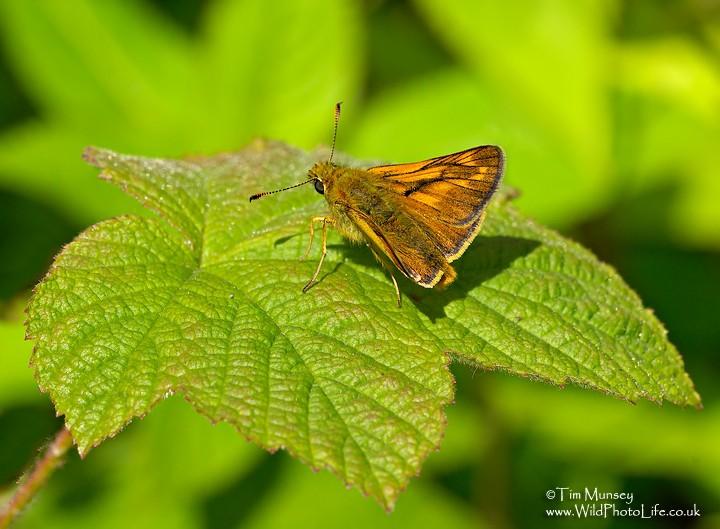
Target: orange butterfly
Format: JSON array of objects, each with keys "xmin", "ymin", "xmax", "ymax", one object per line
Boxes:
[{"xmin": 250, "ymin": 104, "xmax": 504, "ymax": 306}]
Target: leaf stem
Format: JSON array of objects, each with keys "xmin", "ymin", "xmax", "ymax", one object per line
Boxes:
[{"xmin": 0, "ymin": 427, "xmax": 73, "ymax": 529}]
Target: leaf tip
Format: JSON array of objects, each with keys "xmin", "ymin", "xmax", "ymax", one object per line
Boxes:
[
  {"xmin": 81, "ymin": 146, "xmax": 100, "ymax": 166},
  {"xmin": 687, "ymin": 389, "xmax": 703, "ymax": 410},
  {"xmin": 82, "ymin": 146, "xmax": 119, "ymax": 172}
]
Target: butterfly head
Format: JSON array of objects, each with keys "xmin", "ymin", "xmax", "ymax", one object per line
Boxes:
[{"xmin": 307, "ymin": 161, "xmax": 341, "ymax": 197}]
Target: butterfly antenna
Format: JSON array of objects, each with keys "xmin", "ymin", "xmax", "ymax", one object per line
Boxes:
[
  {"xmin": 328, "ymin": 101, "xmax": 342, "ymax": 164},
  {"xmin": 249, "ymin": 178, "xmax": 314, "ymax": 202}
]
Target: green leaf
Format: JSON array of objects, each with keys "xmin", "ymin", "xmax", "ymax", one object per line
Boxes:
[{"xmin": 26, "ymin": 142, "xmax": 700, "ymax": 509}]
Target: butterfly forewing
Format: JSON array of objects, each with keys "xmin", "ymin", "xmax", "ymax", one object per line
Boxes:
[{"xmin": 366, "ymin": 145, "xmax": 504, "ymax": 262}]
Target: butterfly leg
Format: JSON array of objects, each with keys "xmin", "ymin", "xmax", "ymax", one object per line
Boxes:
[
  {"xmin": 390, "ymin": 272, "xmax": 402, "ymax": 308},
  {"xmin": 302, "ymin": 216, "xmax": 333, "ymax": 293},
  {"xmin": 302, "ymin": 216, "xmax": 327, "ymax": 260}
]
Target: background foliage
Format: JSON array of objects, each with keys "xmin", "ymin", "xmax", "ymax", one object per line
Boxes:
[{"xmin": 0, "ymin": 0, "xmax": 718, "ymax": 527}]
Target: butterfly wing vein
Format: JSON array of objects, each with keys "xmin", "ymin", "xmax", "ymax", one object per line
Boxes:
[{"xmin": 367, "ymin": 145, "xmax": 504, "ymax": 266}]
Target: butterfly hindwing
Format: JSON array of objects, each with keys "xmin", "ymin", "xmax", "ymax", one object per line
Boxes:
[{"xmin": 343, "ymin": 205, "xmax": 455, "ymax": 288}]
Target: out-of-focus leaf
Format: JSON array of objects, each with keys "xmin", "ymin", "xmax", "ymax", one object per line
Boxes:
[
  {"xmin": 423, "ymin": 401, "xmax": 490, "ymax": 473},
  {"xmin": 615, "ymin": 38, "xmax": 720, "ymax": 120},
  {"xmin": 365, "ymin": 1, "xmax": 453, "ymax": 93},
  {"xmin": 0, "ymin": 0, "xmax": 363, "ymax": 220},
  {"xmin": 0, "ymin": 190, "xmax": 79, "ymax": 299},
  {"xmin": 613, "ymin": 39, "xmax": 720, "ymax": 247},
  {"xmin": 490, "ymin": 377, "xmax": 719, "ymax": 490},
  {"xmin": 240, "ymin": 463, "xmax": 485, "ymax": 529},
  {"xmin": 412, "ymin": 0, "xmax": 612, "ymax": 206},
  {"xmin": 0, "ymin": 53, "xmax": 35, "ymax": 129},
  {"xmin": 707, "ymin": 21, "xmax": 720, "ymax": 54},
  {"xmin": 0, "ymin": 0, "xmax": 197, "ymax": 137},
  {"xmin": 0, "ymin": 124, "xmax": 139, "ymax": 223},
  {"xmin": 349, "ymin": 70, "xmax": 607, "ymax": 226},
  {"xmin": 0, "ymin": 322, "xmax": 37, "ymax": 406},
  {"xmin": 12, "ymin": 396, "xmax": 259, "ymax": 529},
  {"xmin": 26, "ymin": 142, "xmax": 699, "ymax": 508},
  {"xmin": 200, "ymin": 0, "xmax": 362, "ymax": 150}
]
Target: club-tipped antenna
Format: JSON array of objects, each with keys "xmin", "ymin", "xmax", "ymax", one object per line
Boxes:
[
  {"xmin": 249, "ymin": 178, "xmax": 314, "ymax": 202},
  {"xmin": 328, "ymin": 101, "xmax": 342, "ymax": 164}
]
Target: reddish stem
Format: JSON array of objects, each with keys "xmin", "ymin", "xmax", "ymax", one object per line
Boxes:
[{"xmin": 0, "ymin": 427, "xmax": 73, "ymax": 529}]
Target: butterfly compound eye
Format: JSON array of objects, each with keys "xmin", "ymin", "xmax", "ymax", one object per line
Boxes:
[{"xmin": 314, "ymin": 179, "xmax": 325, "ymax": 195}]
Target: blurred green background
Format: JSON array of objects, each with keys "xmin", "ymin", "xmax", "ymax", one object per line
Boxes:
[{"xmin": 1, "ymin": 0, "xmax": 719, "ymax": 527}]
